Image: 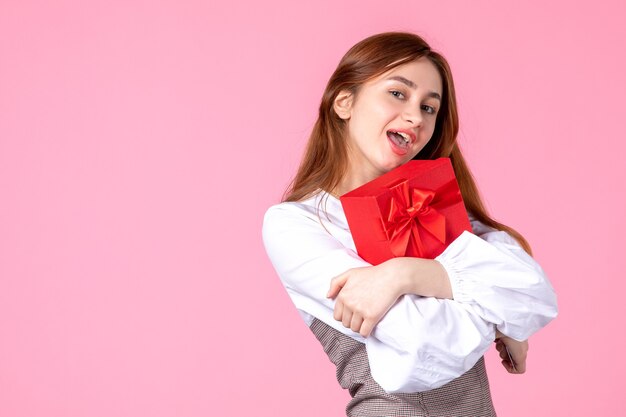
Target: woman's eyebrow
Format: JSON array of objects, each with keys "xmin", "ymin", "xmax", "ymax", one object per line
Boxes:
[{"xmin": 387, "ymin": 75, "xmax": 441, "ymax": 101}]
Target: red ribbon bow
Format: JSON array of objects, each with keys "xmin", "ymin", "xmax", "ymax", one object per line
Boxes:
[{"xmin": 385, "ymin": 181, "xmax": 447, "ymax": 257}]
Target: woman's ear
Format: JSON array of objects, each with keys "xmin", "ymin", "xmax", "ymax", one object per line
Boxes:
[{"xmin": 333, "ymin": 90, "xmax": 353, "ymax": 120}]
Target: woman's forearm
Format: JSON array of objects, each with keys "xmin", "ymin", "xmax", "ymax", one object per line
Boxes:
[{"xmin": 392, "ymin": 257, "xmax": 454, "ymax": 300}]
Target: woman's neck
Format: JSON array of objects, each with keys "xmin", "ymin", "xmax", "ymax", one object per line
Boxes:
[{"xmin": 332, "ymin": 163, "xmax": 384, "ymax": 197}]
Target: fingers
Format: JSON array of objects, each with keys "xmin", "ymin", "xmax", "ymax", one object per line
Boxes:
[
  {"xmin": 327, "ymin": 267, "xmax": 384, "ymax": 338},
  {"xmin": 350, "ymin": 314, "xmax": 363, "ymax": 333},
  {"xmin": 501, "ymin": 359, "xmax": 526, "ymax": 374},
  {"xmin": 334, "ymin": 300, "xmax": 369, "ymax": 337},
  {"xmin": 336, "ymin": 304, "xmax": 368, "ymax": 337},
  {"xmin": 327, "ymin": 273, "xmax": 349, "ymax": 299},
  {"xmin": 495, "ymin": 339, "xmax": 526, "ymax": 374},
  {"xmin": 341, "ymin": 313, "xmax": 375, "ymax": 338},
  {"xmin": 495, "ymin": 342, "xmax": 509, "ymax": 361},
  {"xmin": 333, "ymin": 300, "xmax": 344, "ymax": 322},
  {"xmin": 330, "ymin": 272, "xmax": 363, "ymax": 333},
  {"xmin": 514, "ymin": 359, "xmax": 527, "ymax": 374},
  {"xmin": 334, "ymin": 300, "xmax": 362, "ymax": 334},
  {"xmin": 342, "ymin": 310, "xmax": 353, "ymax": 328},
  {"xmin": 501, "ymin": 360, "xmax": 516, "ymax": 373},
  {"xmin": 497, "ymin": 345, "xmax": 518, "ymax": 374},
  {"xmin": 359, "ymin": 320, "xmax": 375, "ymax": 338}
]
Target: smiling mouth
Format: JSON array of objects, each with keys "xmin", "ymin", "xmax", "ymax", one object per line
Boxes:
[{"xmin": 387, "ymin": 130, "xmax": 411, "ymax": 148}]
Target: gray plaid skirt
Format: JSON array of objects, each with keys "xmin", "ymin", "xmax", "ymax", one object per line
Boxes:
[{"xmin": 309, "ymin": 318, "xmax": 497, "ymax": 417}]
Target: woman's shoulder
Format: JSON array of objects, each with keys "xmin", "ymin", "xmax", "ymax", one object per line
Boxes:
[
  {"xmin": 264, "ymin": 193, "xmax": 320, "ymax": 222},
  {"xmin": 263, "ymin": 190, "xmax": 346, "ymax": 235},
  {"xmin": 263, "ymin": 191, "xmax": 323, "ymax": 229}
]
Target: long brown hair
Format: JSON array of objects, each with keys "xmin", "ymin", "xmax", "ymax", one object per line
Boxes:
[{"xmin": 283, "ymin": 32, "xmax": 532, "ymax": 255}]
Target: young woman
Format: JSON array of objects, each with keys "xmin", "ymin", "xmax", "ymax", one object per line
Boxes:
[{"xmin": 262, "ymin": 32, "xmax": 558, "ymax": 416}]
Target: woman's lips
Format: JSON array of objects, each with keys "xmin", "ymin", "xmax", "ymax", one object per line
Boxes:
[{"xmin": 387, "ymin": 131, "xmax": 410, "ymax": 155}]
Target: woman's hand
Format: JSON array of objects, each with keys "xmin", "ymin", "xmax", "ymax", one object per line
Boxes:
[
  {"xmin": 495, "ymin": 331, "xmax": 528, "ymax": 374},
  {"xmin": 326, "ymin": 257, "xmax": 451, "ymax": 337},
  {"xmin": 327, "ymin": 261, "xmax": 404, "ymax": 338}
]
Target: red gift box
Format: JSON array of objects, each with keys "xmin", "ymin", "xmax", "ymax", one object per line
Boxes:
[{"xmin": 340, "ymin": 158, "xmax": 472, "ymax": 265}]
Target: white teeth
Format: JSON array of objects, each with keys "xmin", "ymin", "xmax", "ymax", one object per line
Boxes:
[{"xmin": 396, "ymin": 131, "xmax": 410, "ymax": 143}]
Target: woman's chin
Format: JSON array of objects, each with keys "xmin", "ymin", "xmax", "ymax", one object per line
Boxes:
[
  {"xmin": 379, "ymin": 156, "xmax": 412, "ymax": 172},
  {"xmin": 376, "ymin": 161, "xmax": 404, "ymax": 176}
]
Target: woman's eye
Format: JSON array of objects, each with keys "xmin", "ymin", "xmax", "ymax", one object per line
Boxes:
[
  {"xmin": 390, "ymin": 90, "xmax": 405, "ymax": 99},
  {"xmin": 422, "ymin": 105, "xmax": 437, "ymax": 115}
]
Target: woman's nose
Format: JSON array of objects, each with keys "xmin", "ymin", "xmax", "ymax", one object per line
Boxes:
[{"xmin": 402, "ymin": 106, "xmax": 423, "ymax": 127}]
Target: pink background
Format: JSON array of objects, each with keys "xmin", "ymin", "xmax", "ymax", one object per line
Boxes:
[{"xmin": 1, "ymin": 1, "xmax": 624, "ymax": 416}]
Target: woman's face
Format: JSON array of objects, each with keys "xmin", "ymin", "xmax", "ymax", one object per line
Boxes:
[{"xmin": 334, "ymin": 57, "xmax": 443, "ymax": 186}]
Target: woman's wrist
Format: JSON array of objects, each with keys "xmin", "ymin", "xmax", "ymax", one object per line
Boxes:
[{"xmin": 393, "ymin": 257, "xmax": 453, "ymax": 299}]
